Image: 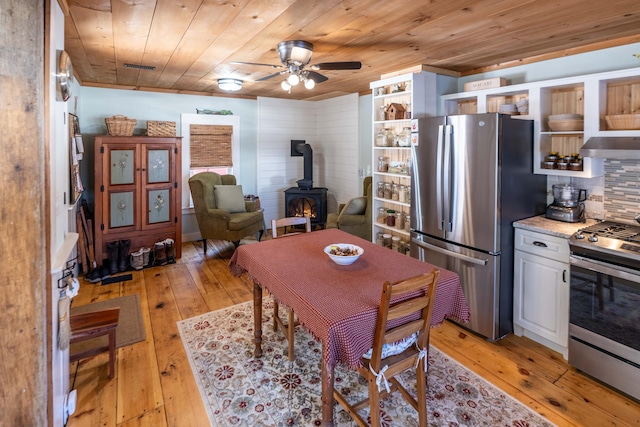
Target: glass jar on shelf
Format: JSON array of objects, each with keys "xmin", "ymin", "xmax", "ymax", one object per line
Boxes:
[
  {"xmin": 378, "ymin": 105, "xmax": 387, "ymax": 121},
  {"xmin": 398, "ymin": 184, "xmax": 406, "ymax": 203},
  {"xmin": 376, "ymin": 182, "xmax": 385, "ymax": 198},
  {"xmin": 391, "ymin": 182, "xmax": 399, "ymax": 201},
  {"xmin": 404, "ymin": 214, "xmax": 411, "ymax": 232},
  {"xmin": 392, "ymin": 236, "xmax": 401, "ymax": 252},
  {"xmin": 377, "ymin": 156, "xmax": 388, "ymax": 172},
  {"xmin": 375, "ymin": 129, "xmax": 386, "ymax": 147},
  {"xmin": 383, "ymin": 128, "xmax": 395, "ymax": 147},
  {"xmin": 397, "ymin": 127, "xmax": 411, "ymax": 147},
  {"xmin": 376, "ymin": 232, "xmax": 385, "ymax": 246},
  {"xmin": 395, "ymin": 211, "xmax": 404, "ymax": 230},
  {"xmin": 386, "ymin": 210, "xmax": 396, "ymax": 227},
  {"xmin": 383, "ymin": 182, "xmax": 392, "ymax": 199},
  {"xmin": 376, "ymin": 207, "xmax": 386, "ymax": 224},
  {"xmin": 382, "ymin": 233, "xmax": 392, "ymax": 248}
]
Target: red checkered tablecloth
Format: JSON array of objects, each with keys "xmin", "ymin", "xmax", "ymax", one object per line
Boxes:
[{"xmin": 229, "ymin": 228, "xmax": 470, "ymax": 371}]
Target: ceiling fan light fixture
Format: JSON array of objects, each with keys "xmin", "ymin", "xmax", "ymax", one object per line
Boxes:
[
  {"xmin": 278, "ymin": 40, "xmax": 313, "ymax": 65},
  {"xmin": 304, "ymin": 78, "xmax": 315, "ymax": 89},
  {"xmin": 287, "ymin": 73, "xmax": 300, "ymax": 86},
  {"xmin": 281, "ymin": 80, "xmax": 291, "ymax": 91},
  {"xmin": 217, "ymin": 78, "xmax": 243, "ymax": 91}
]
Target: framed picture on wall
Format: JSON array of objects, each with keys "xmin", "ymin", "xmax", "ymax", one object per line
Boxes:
[{"xmin": 69, "ymin": 113, "xmax": 84, "ymax": 204}]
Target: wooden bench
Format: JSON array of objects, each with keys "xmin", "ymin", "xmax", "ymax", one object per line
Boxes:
[{"xmin": 69, "ymin": 307, "xmax": 120, "ymax": 378}]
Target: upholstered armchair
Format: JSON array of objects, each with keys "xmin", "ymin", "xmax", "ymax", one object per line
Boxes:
[
  {"xmin": 188, "ymin": 172, "xmax": 264, "ymax": 253},
  {"xmin": 326, "ymin": 176, "xmax": 372, "ymax": 241}
]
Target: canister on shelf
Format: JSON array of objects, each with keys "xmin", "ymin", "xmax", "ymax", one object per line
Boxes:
[
  {"xmin": 377, "ymin": 207, "xmax": 387, "ymax": 224},
  {"xmin": 383, "ymin": 182, "xmax": 392, "ymax": 199},
  {"xmin": 392, "ymin": 236, "xmax": 401, "ymax": 252},
  {"xmin": 404, "ymin": 214, "xmax": 411, "ymax": 232},
  {"xmin": 376, "ymin": 232, "xmax": 385, "ymax": 246},
  {"xmin": 383, "ymin": 128, "xmax": 395, "ymax": 147},
  {"xmin": 398, "ymin": 184, "xmax": 406, "ymax": 202},
  {"xmin": 405, "ymin": 186, "xmax": 411, "ymax": 204},
  {"xmin": 377, "ymin": 156, "xmax": 388, "ymax": 172},
  {"xmin": 376, "ymin": 182, "xmax": 385, "ymax": 198},
  {"xmin": 382, "ymin": 233, "xmax": 392, "ymax": 248},
  {"xmin": 386, "ymin": 210, "xmax": 396, "ymax": 227},
  {"xmin": 395, "ymin": 211, "xmax": 404, "ymax": 229},
  {"xmin": 391, "ymin": 182, "xmax": 399, "ymax": 201},
  {"xmin": 397, "ymin": 127, "xmax": 411, "ymax": 147},
  {"xmin": 375, "ymin": 129, "xmax": 386, "ymax": 146}
]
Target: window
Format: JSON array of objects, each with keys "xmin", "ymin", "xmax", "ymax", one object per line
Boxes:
[{"xmin": 181, "ymin": 113, "xmax": 240, "ymax": 208}]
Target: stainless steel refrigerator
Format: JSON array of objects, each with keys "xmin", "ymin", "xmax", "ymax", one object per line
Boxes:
[{"xmin": 410, "ymin": 113, "xmax": 547, "ymax": 340}]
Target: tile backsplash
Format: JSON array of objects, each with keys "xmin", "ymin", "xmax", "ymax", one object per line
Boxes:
[{"xmin": 547, "ymin": 159, "xmax": 640, "ymax": 223}]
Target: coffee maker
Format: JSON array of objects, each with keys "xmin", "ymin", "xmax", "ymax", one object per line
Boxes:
[{"xmin": 545, "ymin": 183, "xmax": 586, "ymax": 222}]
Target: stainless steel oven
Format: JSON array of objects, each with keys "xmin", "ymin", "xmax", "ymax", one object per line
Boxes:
[{"xmin": 568, "ymin": 221, "xmax": 640, "ymax": 401}]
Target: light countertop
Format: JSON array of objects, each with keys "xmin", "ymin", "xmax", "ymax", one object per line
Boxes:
[{"xmin": 513, "ymin": 215, "xmax": 599, "ymax": 239}]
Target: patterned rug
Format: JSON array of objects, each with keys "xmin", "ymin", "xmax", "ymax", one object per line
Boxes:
[{"xmin": 177, "ymin": 299, "xmax": 555, "ymax": 427}]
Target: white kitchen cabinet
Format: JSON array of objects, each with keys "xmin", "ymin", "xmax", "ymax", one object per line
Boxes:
[
  {"xmin": 441, "ymin": 66, "xmax": 640, "ymax": 178},
  {"xmin": 369, "ymin": 71, "xmax": 437, "ymax": 245},
  {"xmin": 513, "ymin": 228, "xmax": 570, "ymax": 359}
]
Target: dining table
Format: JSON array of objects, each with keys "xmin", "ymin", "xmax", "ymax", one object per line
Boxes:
[{"xmin": 229, "ymin": 228, "xmax": 470, "ymax": 426}]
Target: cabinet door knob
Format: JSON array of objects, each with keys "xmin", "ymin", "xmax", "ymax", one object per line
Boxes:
[{"xmin": 532, "ymin": 241, "xmax": 548, "ymax": 247}]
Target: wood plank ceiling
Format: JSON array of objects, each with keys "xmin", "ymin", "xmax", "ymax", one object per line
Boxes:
[{"xmin": 63, "ymin": 0, "xmax": 640, "ymax": 101}]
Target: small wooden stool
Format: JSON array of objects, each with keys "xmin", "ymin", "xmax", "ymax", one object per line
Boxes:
[{"xmin": 70, "ymin": 308, "xmax": 120, "ymax": 379}]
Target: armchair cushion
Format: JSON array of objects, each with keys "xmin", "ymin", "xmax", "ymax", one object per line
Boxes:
[
  {"xmin": 341, "ymin": 196, "xmax": 367, "ymax": 215},
  {"xmin": 214, "ymin": 185, "xmax": 246, "ymax": 213}
]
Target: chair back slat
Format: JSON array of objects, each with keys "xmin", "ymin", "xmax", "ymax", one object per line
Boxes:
[
  {"xmin": 271, "ymin": 216, "xmax": 311, "ymax": 239},
  {"xmin": 369, "ymin": 270, "xmax": 439, "ymax": 369}
]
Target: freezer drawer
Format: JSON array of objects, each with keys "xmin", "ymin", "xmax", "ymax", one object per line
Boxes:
[{"xmin": 411, "ymin": 232, "xmax": 507, "ymax": 340}]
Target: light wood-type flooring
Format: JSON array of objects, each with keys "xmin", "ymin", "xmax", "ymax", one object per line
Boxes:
[{"xmin": 67, "ymin": 239, "xmax": 640, "ymax": 427}]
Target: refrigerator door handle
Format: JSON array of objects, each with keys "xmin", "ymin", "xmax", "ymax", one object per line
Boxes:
[
  {"xmin": 443, "ymin": 125, "xmax": 453, "ymax": 232},
  {"xmin": 412, "ymin": 238, "xmax": 489, "ymax": 266},
  {"xmin": 435, "ymin": 125, "xmax": 445, "ymax": 230}
]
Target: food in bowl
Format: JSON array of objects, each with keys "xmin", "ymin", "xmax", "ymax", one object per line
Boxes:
[{"xmin": 324, "ymin": 244, "xmax": 364, "ymax": 265}]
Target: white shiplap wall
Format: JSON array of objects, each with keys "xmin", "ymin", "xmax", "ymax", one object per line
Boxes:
[{"xmin": 257, "ymin": 94, "xmax": 360, "ymax": 226}]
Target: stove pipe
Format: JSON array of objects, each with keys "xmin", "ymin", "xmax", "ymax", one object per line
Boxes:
[{"xmin": 291, "ymin": 140, "xmax": 313, "ymax": 189}]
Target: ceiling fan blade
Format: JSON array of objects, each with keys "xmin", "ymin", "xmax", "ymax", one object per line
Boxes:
[
  {"xmin": 307, "ymin": 71, "xmax": 329, "ymax": 83},
  {"xmin": 310, "ymin": 61, "xmax": 362, "ymax": 71},
  {"xmin": 231, "ymin": 61, "xmax": 282, "ymax": 69},
  {"xmin": 256, "ymin": 71, "xmax": 286, "ymax": 82}
]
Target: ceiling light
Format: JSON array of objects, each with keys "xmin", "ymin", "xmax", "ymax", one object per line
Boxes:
[
  {"xmin": 304, "ymin": 78, "xmax": 315, "ymax": 89},
  {"xmin": 278, "ymin": 40, "xmax": 313, "ymax": 65},
  {"xmin": 217, "ymin": 78, "xmax": 243, "ymax": 91},
  {"xmin": 287, "ymin": 73, "xmax": 300, "ymax": 86},
  {"xmin": 281, "ymin": 80, "xmax": 291, "ymax": 91}
]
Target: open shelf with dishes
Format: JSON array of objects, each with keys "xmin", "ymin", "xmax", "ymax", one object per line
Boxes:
[
  {"xmin": 371, "ymin": 71, "xmax": 437, "ymax": 247},
  {"xmin": 441, "ymin": 66, "xmax": 640, "ymax": 178}
]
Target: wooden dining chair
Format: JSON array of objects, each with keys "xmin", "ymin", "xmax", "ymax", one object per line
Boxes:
[
  {"xmin": 333, "ymin": 269, "xmax": 439, "ymax": 427},
  {"xmin": 69, "ymin": 307, "xmax": 120, "ymax": 379},
  {"xmin": 270, "ymin": 216, "xmax": 312, "ymax": 361}
]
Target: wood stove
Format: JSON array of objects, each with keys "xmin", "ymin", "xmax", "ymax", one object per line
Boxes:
[{"xmin": 284, "ymin": 187, "xmax": 328, "ymax": 228}]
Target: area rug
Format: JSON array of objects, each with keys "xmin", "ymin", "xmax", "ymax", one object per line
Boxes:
[
  {"xmin": 70, "ymin": 293, "xmax": 146, "ymax": 351},
  {"xmin": 177, "ymin": 299, "xmax": 555, "ymax": 427}
]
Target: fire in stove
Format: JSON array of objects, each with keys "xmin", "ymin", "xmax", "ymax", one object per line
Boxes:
[{"xmin": 288, "ymin": 198, "xmax": 317, "ymax": 219}]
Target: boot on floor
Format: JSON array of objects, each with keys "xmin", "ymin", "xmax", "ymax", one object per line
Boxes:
[
  {"xmin": 119, "ymin": 239, "xmax": 131, "ymax": 272},
  {"xmin": 130, "ymin": 249, "xmax": 144, "ymax": 270},
  {"xmin": 141, "ymin": 247, "xmax": 151, "ymax": 267},
  {"xmin": 107, "ymin": 241, "xmax": 120, "ymax": 274},
  {"xmin": 164, "ymin": 238, "xmax": 175, "ymax": 264},
  {"xmin": 154, "ymin": 241, "xmax": 167, "ymax": 266}
]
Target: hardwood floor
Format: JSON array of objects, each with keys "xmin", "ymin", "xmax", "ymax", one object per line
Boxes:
[{"xmin": 67, "ymin": 240, "xmax": 640, "ymax": 427}]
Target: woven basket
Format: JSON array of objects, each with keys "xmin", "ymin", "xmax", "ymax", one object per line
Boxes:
[
  {"xmin": 605, "ymin": 114, "xmax": 640, "ymax": 130},
  {"xmin": 105, "ymin": 115, "xmax": 136, "ymax": 136},
  {"xmin": 147, "ymin": 120, "xmax": 176, "ymax": 136}
]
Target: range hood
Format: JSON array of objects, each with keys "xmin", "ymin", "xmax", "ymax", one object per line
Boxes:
[{"xmin": 580, "ymin": 137, "xmax": 640, "ymax": 159}]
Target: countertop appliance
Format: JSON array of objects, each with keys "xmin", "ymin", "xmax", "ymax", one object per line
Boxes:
[
  {"xmin": 410, "ymin": 113, "xmax": 547, "ymax": 340},
  {"xmin": 545, "ymin": 183, "xmax": 586, "ymax": 223},
  {"xmin": 568, "ymin": 220, "xmax": 640, "ymax": 400}
]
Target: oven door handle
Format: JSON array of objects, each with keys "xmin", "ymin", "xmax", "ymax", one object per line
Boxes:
[{"xmin": 570, "ymin": 255, "xmax": 640, "ymax": 283}]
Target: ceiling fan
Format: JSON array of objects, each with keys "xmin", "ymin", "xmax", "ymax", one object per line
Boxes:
[{"xmin": 232, "ymin": 40, "xmax": 361, "ymax": 91}]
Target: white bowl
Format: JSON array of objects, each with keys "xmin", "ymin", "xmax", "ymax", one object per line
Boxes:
[{"xmin": 324, "ymin": 244, "xmax": 364, "ymax": 266}]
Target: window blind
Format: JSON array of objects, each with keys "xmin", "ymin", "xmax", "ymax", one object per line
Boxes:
[{"xmin": 189, "ymin": 124, "xmax": 233, "ymax": 168}]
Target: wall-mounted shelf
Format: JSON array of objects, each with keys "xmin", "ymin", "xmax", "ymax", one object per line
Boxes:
[{"xmin": 441, "ymin": 66, "xmax": 640, "ymax": 178}]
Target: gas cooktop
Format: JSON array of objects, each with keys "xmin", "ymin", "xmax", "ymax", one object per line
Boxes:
[{"xmin": 570, "ymin": 220, "xmax": 640, "ymax": 263}]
